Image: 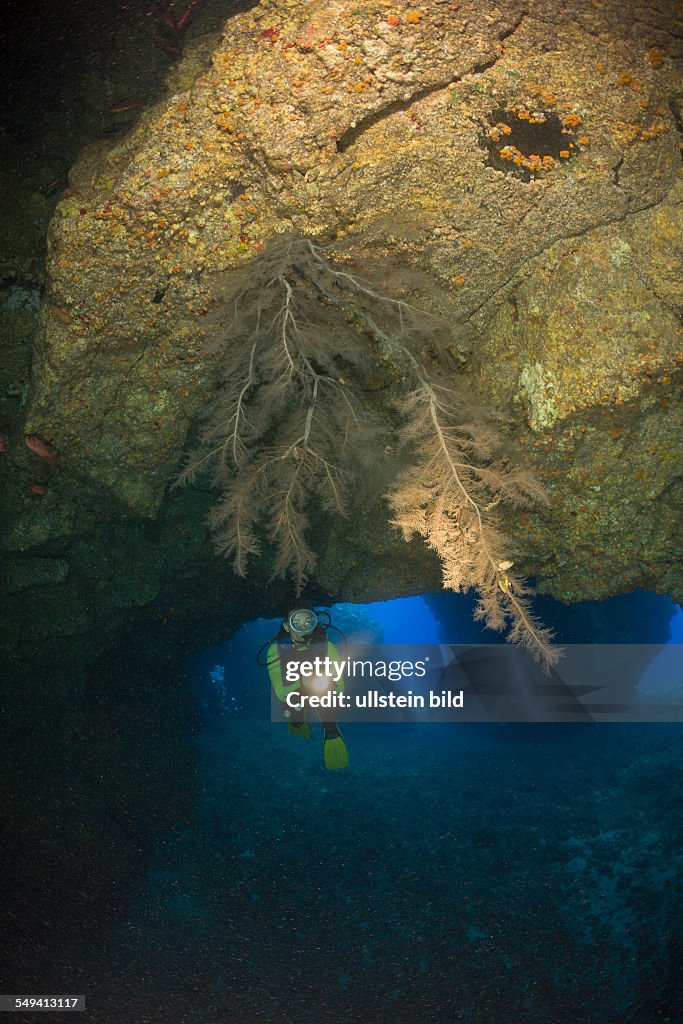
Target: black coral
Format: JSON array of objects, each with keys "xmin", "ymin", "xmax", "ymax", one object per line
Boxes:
[
  {"xmin": 176, "ymin": 234, "xmax": 378, "ymax": 590},
  {"xmin": 389, "ymin": 377, "xmax": 560, "ymax": 670}
]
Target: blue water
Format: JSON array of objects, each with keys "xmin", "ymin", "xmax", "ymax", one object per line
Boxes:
[{"xmin": 192, "ymin": 589, "xmax": 681, "ymax": 718}]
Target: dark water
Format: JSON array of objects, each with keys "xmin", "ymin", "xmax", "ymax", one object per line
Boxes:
[
  {"xmin": 46, "ymin": 719, "xmax": 683, "ymax": 1023},
  {"xmin": 10, "ymin": 591, "xmax": 681, "ymax": 1023}
]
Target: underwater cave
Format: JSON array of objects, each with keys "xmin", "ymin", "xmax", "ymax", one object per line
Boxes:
[{"xmin": 1, "ymin": 1, "xmax": 682, "ymax": 1022}]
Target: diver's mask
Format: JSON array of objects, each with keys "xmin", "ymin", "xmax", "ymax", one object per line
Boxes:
[{"xmin": 284, "ymin": 607, "xmax": 318, "ymax": 644}]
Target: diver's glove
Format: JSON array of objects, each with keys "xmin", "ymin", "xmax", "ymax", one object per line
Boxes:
[{"xmin": 288, "ymin": 721, "xmax": 312, "ymax": 740}]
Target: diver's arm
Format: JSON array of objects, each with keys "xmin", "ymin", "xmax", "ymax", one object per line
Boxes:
[
  {"xmin": 327, "ymin": 641, "xmax": 345, "ymax": 692},
  {"xmin": 267, "ymin": 643, "xmax": 304, "ymax": 702}
]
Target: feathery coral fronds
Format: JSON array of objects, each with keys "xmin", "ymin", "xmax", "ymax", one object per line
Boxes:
[
  {"xmin": 175, "ymin": 234, "xmax": 379, "ymax": 591},
  {"xmin": 176, "ymin": 233, "xmax": 560, "ymax": 668},
  {"xmin": 388, "ymin": 376, "xmax": 560, "ymax": 670}
]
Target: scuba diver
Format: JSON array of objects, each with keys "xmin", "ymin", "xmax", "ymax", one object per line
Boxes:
[{"xmin": 262, "ymin": 608, "xmax": 349, "ymax": 771}]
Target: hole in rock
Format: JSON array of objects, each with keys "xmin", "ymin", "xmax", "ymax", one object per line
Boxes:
[{"xmin": 482, "ymin": 106, "xmax": 581, "ymax": 181}]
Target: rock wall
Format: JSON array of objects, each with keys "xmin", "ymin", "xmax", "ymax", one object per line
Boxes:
[{"xmin": 21, "ymin": 2, "xmax": 678, "ymax": 470}]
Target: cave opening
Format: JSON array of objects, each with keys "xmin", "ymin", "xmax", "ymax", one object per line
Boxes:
[{"xmin": 189, "ymin": 589, "xmax": 682, "ymax": 727}]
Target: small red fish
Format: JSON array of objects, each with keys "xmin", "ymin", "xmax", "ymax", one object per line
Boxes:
[
  {"xmin": 0, "ymin": 434, "xmax": 6, "ymax": 453},
  {"xmin": 108, "ymin": 101, "xmax": 146, "ymax": 114},
  {"xmin": 24, "ymin": 435, "xmax": 58, "ymax": 466},
  {"xmin": 28, "ymin": 484, "xmax": 47, "ymax": 495}
]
